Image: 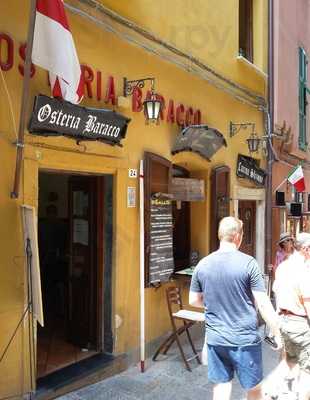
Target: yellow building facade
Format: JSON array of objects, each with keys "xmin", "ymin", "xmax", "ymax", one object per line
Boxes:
[{"xmin": 0, "ymin": 0, "xmax": 268, "ymax": 397}]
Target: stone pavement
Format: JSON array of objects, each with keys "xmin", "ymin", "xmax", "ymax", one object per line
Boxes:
[{"xmin": 58, "ymin": 337, "xmax": 296, "ymax": 400}]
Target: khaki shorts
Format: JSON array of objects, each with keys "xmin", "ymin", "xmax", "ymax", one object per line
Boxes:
[{"xmin": 280, "ymin": 315, "xmax": 310, "ymax": 373}]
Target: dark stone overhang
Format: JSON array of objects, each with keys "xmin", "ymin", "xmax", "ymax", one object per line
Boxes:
[{"xmin": 171, "ymin": 124, "xmax": 227, "ymax": 161}]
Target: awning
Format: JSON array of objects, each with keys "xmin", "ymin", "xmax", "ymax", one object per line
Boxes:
[{"xmin": 171, "ymin": 124, "xmax": 227, "ymax": 161}]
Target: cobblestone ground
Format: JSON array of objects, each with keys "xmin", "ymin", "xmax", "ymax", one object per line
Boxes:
[{"xmin": 58, "ymin": 338, "xmax": 298, "ymax": 400}]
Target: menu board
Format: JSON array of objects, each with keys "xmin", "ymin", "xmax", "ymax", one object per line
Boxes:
[{"xmin": 149, "ymin": 198, "xmax": 174, "ymax": 285}]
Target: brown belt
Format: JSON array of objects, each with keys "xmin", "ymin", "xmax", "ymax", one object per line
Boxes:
[{"xmin": 279, "ymin": 309, "xmax": 307, "ymax": 318}]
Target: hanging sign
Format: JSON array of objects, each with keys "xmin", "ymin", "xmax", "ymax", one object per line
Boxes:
[
  {"xmin": 28, "ymin": 95, "xmax": 131, "ymax": 146},
  {"xmin": 149, "ymin": 197, "xmax": 174, "ymax": 285},
  {"xmin": 171, "ymin": 178, "xmax": 205, "ymax": 201},
  {"xmin": 236, "ymin": 154, "xmax": 266, "ymax": 186}
]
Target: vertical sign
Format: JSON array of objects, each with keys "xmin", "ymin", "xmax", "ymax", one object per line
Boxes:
[
  {"xmin": 127, "ymin": 187, "xmax": 136, "ymax": 207},
  {"xmin": 149, "ymin": 198, "xmax": 174, "ymax": 284}
]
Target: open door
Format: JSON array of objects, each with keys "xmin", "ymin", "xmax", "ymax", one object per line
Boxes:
[
  {"xmin": 68, "ymin": 176, "xmax": 98, "ymax": 349},
  {"xmin": 210, "ymin": 166, "xmax": 230, "ymax": 252},
  {"xmin": 238, "ymin": 200, "xmax": 256, "ymax": 257}
]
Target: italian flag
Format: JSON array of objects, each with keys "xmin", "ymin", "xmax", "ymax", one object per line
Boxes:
[
  {"xmin": 32, "ymin": 0, "xmax": 84, "ymax": 104},
  {"xmin": 287, "ymin": 165, "xmax": 306, "ymax": 192}
]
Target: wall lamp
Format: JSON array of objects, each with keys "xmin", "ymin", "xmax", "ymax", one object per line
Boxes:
[
  {"xmin": 231, "ymin": 121, "xmax": 288, "ymax": 156},
  {"xmin": 230, "ymin": 121, "xmax": 263, "ymax": 154},
  {"xmin": 123, "ymin": 77, "xmax": 162, "ymax": 124}
]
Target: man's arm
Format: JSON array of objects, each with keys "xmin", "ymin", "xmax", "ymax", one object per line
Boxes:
[
  {"xmin": 303, "ymin": 299, "xmax": 310, "ymax": 319},
  {"xmin": 189, "ymin": 291, "xmax": 204, "ymax": 308},
  {"xmin": 252, "ymin": 290, "xmax": 281, "ymax": 341}
]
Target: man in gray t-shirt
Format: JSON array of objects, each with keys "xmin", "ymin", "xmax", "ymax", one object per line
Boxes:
[{"xmin": 189, "ymin": 216, "xmax": 281, "ymax": 400}]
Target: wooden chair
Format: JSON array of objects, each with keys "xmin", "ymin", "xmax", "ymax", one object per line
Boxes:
[{"xmin": 152, "ymin": 285, "xmax": 205, "ymax": 371}]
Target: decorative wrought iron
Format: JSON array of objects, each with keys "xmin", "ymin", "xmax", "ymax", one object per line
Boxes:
[
  {"xmin": 123, "ymin": 77, "xmax": 155, "ymax": 96},
  {"xmin": 229, "ymin": 121, "xmax": 256, "ymax": 137}
]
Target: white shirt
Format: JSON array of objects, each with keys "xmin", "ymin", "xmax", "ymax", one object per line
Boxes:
[
  {"xmin": 273, "ymin": 252, "xmax": 310, "ymax": 316},
  {"xmin": 219, "ymin": 241, "xmax": 238, "ymax": 252}
]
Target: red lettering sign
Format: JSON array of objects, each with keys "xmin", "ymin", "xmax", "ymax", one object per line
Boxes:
[
  {"xmin": 176, "ymin": 104, "xmax": 185, "ymax": 127},
  {"xmin": 166, "ymin": 99, "xmax": 175, "ymax": 123},
  {"xmin": 0, "ymin": 32, "xmax": 204, "ymax": 126},
  {"xmin": 194, "ymin": 109, "xmax": 201, "ymax": 124},
  {"xmin": 18, "ymin": 43, "xmax": 35, "ymax": 77},
  {"xmin": 96, "ymin": 70, "xmax": 102, "ymax": 101},
  {"xmin": 0, "ymin": 33, "xmax": 14, "ymax": 71},
  {"xmin": 105, "ymin": 76, "xmax": 116, "ymax": 105},
  {"xmin": 81, "ymin": 64, "xmax": 94, "ymax": 98},
  {"xmin": 132, "ymin": 87, "xmax": 143, "ymax": 112}
]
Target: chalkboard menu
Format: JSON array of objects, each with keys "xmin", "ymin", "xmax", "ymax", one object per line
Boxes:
[{"xmin": 149, "ymin": 198, "xmax": 174, "ymax": 285}]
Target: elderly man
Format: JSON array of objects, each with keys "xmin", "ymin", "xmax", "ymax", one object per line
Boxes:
[
  {"xmin": 273, "ymin": 232, "xmax": 310, "ymax": 400},
  {"xmin": 189, "ymin": 216, "xmax": 282, "ymax": 400}
]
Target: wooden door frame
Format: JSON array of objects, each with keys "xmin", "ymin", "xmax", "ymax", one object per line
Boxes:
[
  {"xmin": 96, "ymin": 176, "xmax": 104, "ymax": 351},
  {"xmin": 37, "ymin": 170, "xmax": 106, "ymax": 354},
  {"xmin": 238, "ymin": 200, "xmax": 257, "ymax": 257},
  {"xmin": 144, "ymin": 152, "xmax": 172, "ymax": 286}
]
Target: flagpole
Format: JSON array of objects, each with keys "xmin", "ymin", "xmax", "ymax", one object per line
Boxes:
[
  {"xmin": 272, "ymin": 177, "xmax": 287, "ymax": 194},
  {"xmin": 11, "ymin": 0, "xmax": 37, "ymax": 199},
  {"xmin": 139, "ymin": 159, "xmax": 145, "ymax": 373}
]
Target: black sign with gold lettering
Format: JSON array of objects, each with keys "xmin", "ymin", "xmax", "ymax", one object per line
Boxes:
[
  {"xmin": 236, "ymin": 154, "xmax": 266, "ymax": 186},
  {"xmin": 28, "ymin": 95, "xmax": 130, "ymax": 146},
  {"xmin": 149, "ymin": 198, "xmax": 174, "ymax": 285}
]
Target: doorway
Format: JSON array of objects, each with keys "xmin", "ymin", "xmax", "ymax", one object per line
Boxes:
[
  {"xmin": 238, "ymin": 200, "xmax": 256, "ymax": 257},
  {"xmin": 172, "ymin": 165, "xmax": 190, "ymax": 271},
  {"xmin": 37, "ymin": 171, "xmax": 111, "ymax": 378}
]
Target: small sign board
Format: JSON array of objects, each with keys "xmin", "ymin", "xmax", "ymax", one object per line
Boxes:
[
  {"xmin": 29, "ymin": 94, "xmax": 130, "ymax": 146},
  {"xmin": 149, "ymin": 198, "xmax": 174, "ymax": 285},
  {"xmin": 127, "ymin": 187, "xmax": 136, "ymax": 208},
  {"xmin": 171, "ymin": 178, "xmax": 205, "ymax": 201},
  {"xmin": 128, "ymin": 168, "xmax": 137, "ymax": 178},
  {"xmin": 236, "ymin": 154, "xmax": 266, "ymax": 186}
]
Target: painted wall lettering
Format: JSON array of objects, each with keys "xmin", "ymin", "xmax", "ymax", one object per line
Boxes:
[
  {"xmin": 132, "ymin": 87, "xmax": 143, "ymax": 112},
  {"xmin": 18, "ymin": 43, "xmax": 36, "ymax": 77},
  {"xmin": 176, "ymin": 104, "xmax": 185, "ymax": 126},
  {"xmin": 0, "ymin": 33, "xmax": 14, "ymax": 71},
  {"xmin": 105, "ymin": 76, "xmax": 116, "ymax": 105},
  {"xmin": 81, "ymin": 64, "xmax": 94, "ymax": 98},
  {"xmin": 0, "ymin": 32, "xmax": 204, "ymax": 126},
  {"xmin": 166, "ymin": 99, "xmax": 175, "ymax": 123},
  {"xmin": 96, "ymin": 70, "xmax": 102, "ymax": 101}
]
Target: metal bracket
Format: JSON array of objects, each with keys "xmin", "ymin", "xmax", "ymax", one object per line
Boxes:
[
  {"xmin": 229, "ymin": 121, "xmax": 256, "ymax": 137},
  {"xmin": 123, "ymin": 77, "xmax": 155, "ymax": 96},
  {"xmin": 13, "ymin": 141, "xmax": 25, "ymax": 148}
]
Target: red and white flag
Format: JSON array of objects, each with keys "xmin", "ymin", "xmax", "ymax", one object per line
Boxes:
[
  {"xmin": 287, "ymin": 165, "xmax": 306, "ymax": 192},
  {"xmin": 32, "ymin": 0, "xmax": 83, "ymax": 104}
]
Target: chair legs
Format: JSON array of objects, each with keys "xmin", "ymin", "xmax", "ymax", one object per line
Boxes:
[
  {"xmin": 184, "ymin": 322, "xmax": 202, "ymax": 365},
  {"xmin": 152, "ymin": 320, "xmax": 201, "ymax": 371}
]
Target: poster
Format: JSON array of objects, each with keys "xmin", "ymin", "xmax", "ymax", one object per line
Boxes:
[
  {"xmin": 148, "ymin": 198, "xmax": 174, "ymax": 284},
  {"xmin": 73, "ymin": 219, "xmax": 89, "ymax": 245}
]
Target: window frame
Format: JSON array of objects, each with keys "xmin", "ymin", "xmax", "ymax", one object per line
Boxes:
[
  {"xmin": 239, "ymin": 0, "xmax": 253, "ymax": 63},
  {"xmin": 299, "ymin": 46, "xmax": 308, "ymax": 151}
]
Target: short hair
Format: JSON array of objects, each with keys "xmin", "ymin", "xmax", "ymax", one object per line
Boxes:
[
  {"xmin": 218, "ymin": 216, "xmax": 243, "ymax": 242},
  {"xmin": 295, "ymin": 232, "xmax": 310, "ymax": 249}
]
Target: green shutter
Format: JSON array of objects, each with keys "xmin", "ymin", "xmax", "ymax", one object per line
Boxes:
[{"xmin": 299, "ymin": 47, "xmax": 308, "ymax": 151}]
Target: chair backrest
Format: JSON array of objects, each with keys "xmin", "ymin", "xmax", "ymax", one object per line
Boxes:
[{"xmin": 166, "ymin": 286, "xmax": 183, "ymax": 317}]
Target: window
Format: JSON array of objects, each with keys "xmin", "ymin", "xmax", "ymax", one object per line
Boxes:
[
  {"xmin": 239, "ymin": 0, "xmax": 253, "ymax": 62},
  {"xmin": 299, "ymin": 47, "xmax": 309, "ymax": 151}
]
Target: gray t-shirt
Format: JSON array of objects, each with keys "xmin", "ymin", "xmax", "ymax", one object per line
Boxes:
[{"xmin": 190, "ymin": 248, "xmax": 265, "ymax": 346}]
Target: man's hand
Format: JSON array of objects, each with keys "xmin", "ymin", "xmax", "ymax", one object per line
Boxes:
[
  {"xmin": 273, "ymin": 334, "xmax": 283, "ymax": 350},
  {"xmin": 252, "ymin": 290, "xmax": 281, "ymax": 339}
]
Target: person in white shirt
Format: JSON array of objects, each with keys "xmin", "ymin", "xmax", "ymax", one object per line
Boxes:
[{"xmin": 272, "ymin": 232, "xmax": 310, "ymax": 400}]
